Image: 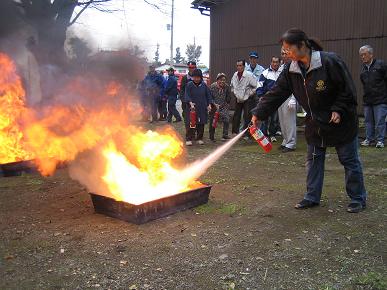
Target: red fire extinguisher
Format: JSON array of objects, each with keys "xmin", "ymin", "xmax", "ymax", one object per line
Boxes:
[
  {"xmin": 212, "ymin": 111, "xmax": 220, "ymax": 128},
  {"xmin": 248, "ymin": 123, "xmax": 272, "ymax": 153},
  {"xmin": 190, "ymin": 107, "xmax": 197, "ymax": 128}
]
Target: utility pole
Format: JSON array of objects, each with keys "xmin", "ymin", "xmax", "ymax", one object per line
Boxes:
[{"xmin": 170, "ymin": 0, "xmax": 174, "ymax": 64}]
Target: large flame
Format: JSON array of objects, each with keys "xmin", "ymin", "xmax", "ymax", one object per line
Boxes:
[
  {"xmin": 101, "ymin": 130, "xmax": 202, "ymax": 205},
  {"xmin": 0, "ymin": 53, "xmax": 31, "ymax": 163},
  {"xmin": 0, "ymin": 53, "xmax": 205, "ymax": 205}
]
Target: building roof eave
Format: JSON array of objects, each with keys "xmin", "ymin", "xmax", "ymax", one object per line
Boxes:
[{"xmin": 191, "ymin": 0, "xmax": 227, "ymax": 15}]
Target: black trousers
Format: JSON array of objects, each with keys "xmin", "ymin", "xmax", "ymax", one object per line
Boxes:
[
  {"xmin": 151, "ymin": 98, "xmax": 158, "ymax": 121},
  {"xmin": 187, "ymin": 124, "xmax": 205, "ymax": 141},
  {"xmin": 232, "ymin": 99, "xmax": 253, "ymax": 134},
  {"xmin": 157, "ymin": 99, "xmax": 167, "ymax": 119},
  {"xmin": 209, "ymin": 113, "xmax": 229, "ymax": 140},
  {"xmin": 167, "ymin": 97, "xmax": 182, "ymax": 122},
  {"xmin": 182, "ymin": 102, "xmax": 191, "ymax": 140},
  {"xmin": 261, "ymin": 110, "xmax": 280, "ymax": 137}
]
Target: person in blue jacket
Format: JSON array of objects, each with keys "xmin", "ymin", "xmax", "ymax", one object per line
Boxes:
[
  {"xmin": 143, "ymin": 65, "xmax": 164, "ymax": 122},
  {"xmin": 164, "ymin": 67, "xmax": 182, "ymax": 123},
  {"xmin": 136, "ymin": 79, "xmax": 149, "ymax": 121},
  {"xmin": 157, "ymin": 71, "xmax": 168, "ymax": 121},
  {"xmin": 185, "ymin": 69, "xmax": 214, "ymax": 145}
]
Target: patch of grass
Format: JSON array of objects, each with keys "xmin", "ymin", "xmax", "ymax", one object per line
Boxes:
[
  {"xmin": 26, "ymin": 178, "xmax": 44, "ymax": 185},
  {"xmin": 0, "ymin": 174, "xmax": 43, "ymax": 188},
  {"xmin": 354, "ymin": 272, "xmax": 387, "ymax": 290},
  {"xmin": 218, "ymin": 203, "xmax": 238, "ymax": 215},
  {"xmin": 195, "ymin": 202, "xmax": 245, "ymax": 216}
]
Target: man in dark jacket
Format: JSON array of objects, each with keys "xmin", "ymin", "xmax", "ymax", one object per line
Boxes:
[
  {"xmin": 185, "ymin": 69, "xmax": 214, "ymax": 145},
  {"xmin": 164, "ymin": 67, "xmax": 182, "ymax": 123},
  {"xmin": 180, "ymin": 61, "xmax": 197, "ymax": 140},
  {"xmin": 143, "ymin": 65, "xmax": 164, "ymax": 123},
  {"xmin": 256, "ymin": 56, "xmax": 282, "ymax": 142},
  {"xmin": 359, "ymin": 45, "xmax": 387, "ymax": 148},
  {"xmin": 251, "ymin": 28, "xmax": 367, "ymax": 213}
]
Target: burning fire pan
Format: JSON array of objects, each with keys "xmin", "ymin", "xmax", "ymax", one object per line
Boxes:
[
  {"xmin": 0, "ymin": 160, "xmax": 37, "ymax": 177},
  {"xmin": 89, "ymin": 185, "xmax": 212, "ymax": 224}
]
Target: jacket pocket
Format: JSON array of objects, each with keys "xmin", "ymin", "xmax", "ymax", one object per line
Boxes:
[{"xmin": 314, "ymin": 111, "xmax": 344, "ymax": 134}]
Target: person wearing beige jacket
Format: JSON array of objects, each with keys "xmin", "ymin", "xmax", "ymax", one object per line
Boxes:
[{"xmin": 230, "ymin": 59, "xmax": 258, "ymax": 135}]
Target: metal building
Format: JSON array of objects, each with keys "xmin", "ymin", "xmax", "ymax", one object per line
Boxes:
[{"xmin": 192, "ymin": 0, "xmax": 387, "ymax": 112}]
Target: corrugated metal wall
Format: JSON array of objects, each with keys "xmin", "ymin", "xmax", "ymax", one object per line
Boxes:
[{"xmin": 210, "ymin": 0, "xmax": 387, "ymax": 113}]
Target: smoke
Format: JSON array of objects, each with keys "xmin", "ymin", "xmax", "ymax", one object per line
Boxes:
[
  {"xmin": 0, "ymin": 0, "xmax": 24, "ymax": 43},
  {"xmin": 68, "ymin": 145, "xmax": 111, "ymax": 198},
  {"xmin": 0, "ymin": 1, "xmax": 249, "ymax": 205}
]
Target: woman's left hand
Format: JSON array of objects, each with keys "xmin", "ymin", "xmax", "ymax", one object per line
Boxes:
[{"xmin": 330, "ymin": 111, "xmax": 341, "ymax": 124}]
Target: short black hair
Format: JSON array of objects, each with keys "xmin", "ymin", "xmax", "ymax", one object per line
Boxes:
[
  {"xmin": 271, "ymin": 56, "xmax": 280, "ymax": 62},
  {"xmin": 236, "ymin": 59, "xmax": 246, "ymax": 66}
]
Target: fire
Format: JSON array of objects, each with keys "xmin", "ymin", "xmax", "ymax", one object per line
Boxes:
[
  {"xmin": 102, "ymin": 130, "xmax": 201, "ymax": 205},
  {"xmin": 0, "ymin": 52, "xmax": 204, "ymax": 204},
  {"xmin": 0, "ymin": 53, "xmax": 32, "ymax": 163}
]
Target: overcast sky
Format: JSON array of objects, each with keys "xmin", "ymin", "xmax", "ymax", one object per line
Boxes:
[{"xmin": 70, "ymin": 0, "xmax": 210, "ymax": 66}]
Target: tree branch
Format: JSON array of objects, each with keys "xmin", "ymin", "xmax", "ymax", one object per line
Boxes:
[
  {"xmin": 143, "ymin": 0, "xmax": 168, "ymax": 14},
  {"xmin": 69, "ymin": 0, "xmax": 93, "ymax": 26}
]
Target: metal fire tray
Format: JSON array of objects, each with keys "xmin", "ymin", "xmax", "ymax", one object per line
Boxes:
[
  {"xmin": 89, "ymin": 185, "xmax": 212, "ymax": 224},
  {"xmin": 0, "ymin": 160, "xmax": 37, "ymax": 177}
]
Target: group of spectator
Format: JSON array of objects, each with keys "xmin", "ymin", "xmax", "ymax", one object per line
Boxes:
[
  {"xmin": 138, "ymin": 44, "xmax": 386, "ymax": 151},
  {"xmin": 138, "ymin": 65, "xmax": 182, "ymax": 123},
  {"xmin": 137, "ymin": 26, "xmax": 386, "ymax": 214}
]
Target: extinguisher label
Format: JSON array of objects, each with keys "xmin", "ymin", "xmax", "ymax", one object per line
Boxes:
[
  {"xmin": 256, "ymin": 130, "xmax": 265, "ymax": 139},
  {"xmin": 261, "ymin": 138, "xmax": 269, "ymax": 146}
]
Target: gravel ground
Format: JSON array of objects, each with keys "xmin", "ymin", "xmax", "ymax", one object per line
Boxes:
[{"xmin": 0, "ymin": 124, "xmax": 386, "ymax": 290}]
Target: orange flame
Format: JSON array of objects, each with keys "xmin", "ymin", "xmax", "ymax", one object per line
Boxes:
[
  {"xmin": 101, "ymin": 130, "xmax": 202, "ymax": 205},
  {"xmin": 0, "ymin": 53, "xmax": 32, "ymax": 163},
  {"xmin": 0, "ymin": 53, "xmax": 203, "ymax": 204}
]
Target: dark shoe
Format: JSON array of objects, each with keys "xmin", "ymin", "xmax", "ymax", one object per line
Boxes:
[
  {"xmin": 282, "ymin": 147, "xmax": 295, "ymax": 153},
  {"xmin": 295, "ymin": 199, "xmax": 319, "ymax": 209},
  {"xmin": 210, "ymin": 139, "xmax": 216, "ymax": 143},
  {"xmin": 279, "ymin": 145, "xmax": 286, "ymax": 150},
  {"xmin": 347, "ymin": 202, "xmax": 365, "ymax": 213},
  {"xmin": 174, "ymin": 119, "xmax": 182, "ymax": 123}
]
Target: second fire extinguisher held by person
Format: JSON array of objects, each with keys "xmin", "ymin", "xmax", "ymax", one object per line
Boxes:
[
  {"xmin": 209, "ymin": 73, "xmax": 232, "ymax": 142},
  {"xmin": 185, "ymin": 69, "xmax": 214, "ymax": 146}
]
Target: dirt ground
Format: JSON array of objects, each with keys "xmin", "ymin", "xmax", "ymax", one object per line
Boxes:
[{"xmin": 0, "ymin": 122, "xmax": 386, "ymax": 290}]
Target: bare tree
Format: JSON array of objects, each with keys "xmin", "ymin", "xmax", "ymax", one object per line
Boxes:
[
  {"xmin": 9, "ymin": 0, "xmax": 168, "ymax": 65},
  {"xmin": 173, "ymin": 47, "xmax": 185, "ymax": 64},
  {"xmin": 186, "ymin": 43, "xmax": 202, "ymax": 64},
  {"xmin": 13, "ymin": 0, "xmax": 115, "ymax": 66},
  {"xmin": 0, "ymin": 0, "xmax": 165, "ymax": 98}
]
